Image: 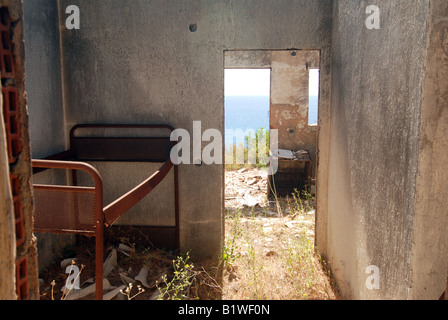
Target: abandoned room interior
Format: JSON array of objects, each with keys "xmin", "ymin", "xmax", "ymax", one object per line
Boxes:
[{"xmin": 0, "ymin": 0, "xmax": 447, "ymax": 301}]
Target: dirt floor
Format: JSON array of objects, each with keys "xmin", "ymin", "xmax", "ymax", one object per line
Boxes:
[
  {"xmin": 38, "ymin": 167, "xmax": 338, "ymax": 300},
  {"xmin": 222, "ymin": 167, "xmax": 337, "ymax": 300}
]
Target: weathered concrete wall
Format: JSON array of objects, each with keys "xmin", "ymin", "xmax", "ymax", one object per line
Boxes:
[
  {"xmin": 408, "ymin": 0, "xmax": 448, "ymax": 300},
  {"xmin": 24, "ymin": 0, "xmax": 66, "ymax": 158},
  {"xmin": 57, "ymin": 0, "xmax": 333, "ymax": 257},
  {"xmin": 270, "ymin": 50, "xmax": 319, "ymax": 177},
  {"xmin": 23, "ymin": 0, "xmax": 76, "ymax": 274},
  {"xmin": 1, "ymin": 0, "xmax": 39, "ymax": 299},
  {"xmin": 0, "ymin": 95, "xmax": 16, "ymax": 299},
  {"xmin": 329, "ymin": 0, "xmax": 430, "ymax": 299}
]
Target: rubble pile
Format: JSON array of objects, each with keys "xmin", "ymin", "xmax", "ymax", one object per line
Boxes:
[
  {"xmin": 39, "ymin": 243, "xmax": 176, "ymax": 300},
  {"xmin": 225, "ymin": 167, "xmax": 269, "ymax": 210}
]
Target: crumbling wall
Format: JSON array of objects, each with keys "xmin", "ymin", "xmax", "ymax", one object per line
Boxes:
[
  {"xmin": 225, "ymin": 50, "xmax": 320, "ymax": 178},
  {"xmin": 270, "ymin": 50, "xmax": 320, "ymax": 178},
  {"xmin": 0, "ymin": 0, "xmax": 39, "ymax": 299},
  {"xmin": 0, "ymin": 87, "xmax": 16, "ymax": 299}
]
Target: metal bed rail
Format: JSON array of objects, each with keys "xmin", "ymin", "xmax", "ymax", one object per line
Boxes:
[
  {"xmin": 32, "ymin": 159, "xmax": 105, "ymax": 300},
  {"xmin": 31, "ymin": 124, "xmax": 179, "ymax": 300}
]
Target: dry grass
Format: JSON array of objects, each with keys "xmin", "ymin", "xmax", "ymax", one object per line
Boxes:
[
  {"xmin": 216, "ymin": 166, "xmax": 338, "ymax": 300},
  {"xmin": 219, "ymin": 204, "xmax": 337, "ymax": 300},
  {"xmin": 193, "ymin": 167, "xmax": 339, "ymax": 300}
]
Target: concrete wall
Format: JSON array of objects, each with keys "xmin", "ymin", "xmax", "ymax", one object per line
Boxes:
[
  {"xmin": 408, "ymin": 0, "xmax": 448, "ymax": 300},
  {"xmin": 270, "ymin": 50, "xmax": 319, "ymax": 178},
  {"xmin": 329, "ymin": 0, "xmax": 430, "ymax": 299},
  {"xmin": 56, "ymin": 0, "xmax": 333, "ymax": 257},
  {"xmin": 23, "ymin": 0, "xmax": 76, "ymax": 273},
  {"xmin": 0, "ymin": 94, "xmax": 16, "ymax": 300},
  {"xmin": 23, "ymin": 0, "xmax": 66, "ymax": 158},
  {"xmin": 1, "ymin": 0, "xmax": 40, "ymax": 299}
]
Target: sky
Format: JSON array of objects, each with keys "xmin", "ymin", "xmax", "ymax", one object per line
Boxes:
[
  {"xmin": 225, "ymin": 69, "xmax": 271, "ymax": 96},
  {"xmin": 309, "ymin": 69, "xmax": 320, "ymax": 96},
  {"xmin": 225, "ymin": 68, "xmax": 320, "ymax": 97}
]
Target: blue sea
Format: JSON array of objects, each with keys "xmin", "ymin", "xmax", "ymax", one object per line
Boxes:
[{"xmin": 225, "ymin": 95, "xmax": 318, "ymax": 147}]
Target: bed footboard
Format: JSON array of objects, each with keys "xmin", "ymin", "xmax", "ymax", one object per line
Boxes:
[
  {"xmin": 31, "ymin": 124, "xmax": 179, "ymax": 300},
  {"xmin": 32, "ymin": 159, "xmax": 105, "ymax": 300}
]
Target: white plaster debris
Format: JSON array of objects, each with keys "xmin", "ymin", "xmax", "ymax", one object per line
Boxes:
[
  {"xmin": 103, "ymin": 249, "xmax": 118, "ymax": 278},
  {"xmin": 134, "ymin": 266, "xmax": 150, "ymax": 288}
]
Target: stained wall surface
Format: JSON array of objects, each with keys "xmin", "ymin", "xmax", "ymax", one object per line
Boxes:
[
  {"xmin": 329, "ymin": 0, "xmax": 431, "ymax": 299},
  {"xmin": 23, "ymin": 0, "xmax": 65, "ymax": 159},
  {"xmin": 408, "ymin": 0, "xmax": 448, "ymax": 300},
  {"xmin": 23, "ymin": 0, "xmax": 76, "ymax": 273},
  {"xmin": 270, "ymin": 50, "xmax": 319, "ymax": 178}
]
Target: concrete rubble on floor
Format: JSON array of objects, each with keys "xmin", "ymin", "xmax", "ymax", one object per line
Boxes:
[
  {"xmin": 42, "ymin": 243, "xmax": 171, "ymax": 300},
  {"xmin": 225, "ymin": 167, "xmax": 269, "ymax": 209}
]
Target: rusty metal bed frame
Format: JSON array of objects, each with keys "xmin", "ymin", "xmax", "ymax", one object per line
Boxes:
[{"xmin": 31, "ymin": 124, "xmax": 179, "ymax": 300}]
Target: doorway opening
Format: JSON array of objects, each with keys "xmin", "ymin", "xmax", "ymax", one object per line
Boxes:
[
  {"xmin": 221, "ymin": 50, "xmax": 334, "ymax": 300},
  {"xmin": 224, "ymin": 68, "xmax": 271, "ymax": 210}
]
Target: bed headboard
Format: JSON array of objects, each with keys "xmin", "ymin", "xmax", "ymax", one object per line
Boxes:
[{"xmin": 69, "ymin": 124, "xmax": 175, "ymax": 162}]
